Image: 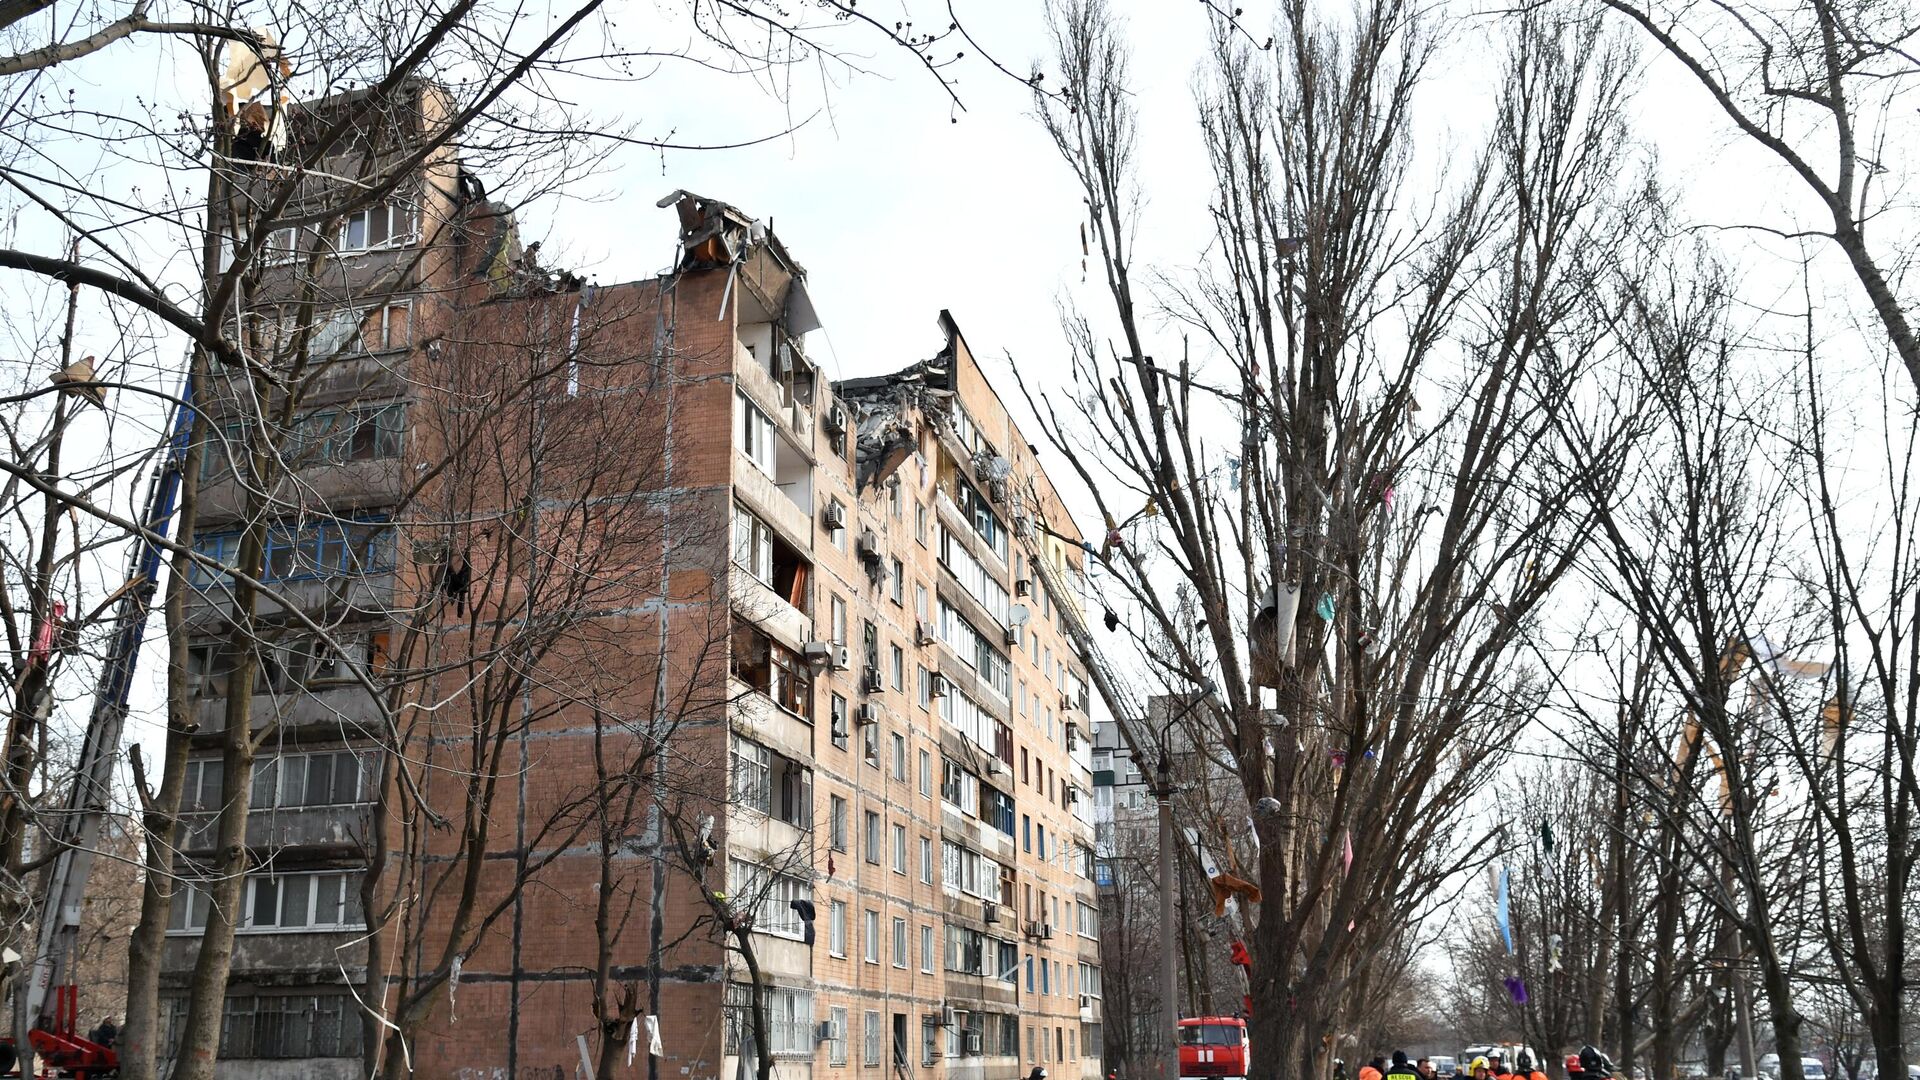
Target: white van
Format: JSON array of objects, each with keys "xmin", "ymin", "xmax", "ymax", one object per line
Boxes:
[{"xmin": 1759, "ymin": 1056, "xmax": 1827, "ymax": 1079}]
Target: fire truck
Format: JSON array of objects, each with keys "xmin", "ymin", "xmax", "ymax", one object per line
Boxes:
[
  {"xmin": 0, "ymin": 388, "xmax": 193, "ymax": 1077},
  {"xmin": 1178, "ymin": 1017, "xmax": 1250, "ymax": 1080}
]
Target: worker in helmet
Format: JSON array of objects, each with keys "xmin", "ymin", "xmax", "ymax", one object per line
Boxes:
[
  {"xmin": 1387, "ymin": 1051, "xmax": 1422, "ymax": 1080},
  {"xmin": 1516, "ymin": 1051, "xmax": 1547, "ymax": 1080},
  {"xmin": 1470, "ymin": 1057, "xmax": 1494, "ymax": 1080}
]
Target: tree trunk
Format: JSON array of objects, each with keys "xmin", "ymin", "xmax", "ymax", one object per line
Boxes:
[{"xmin": 119, "ymin": 349, "xmax": 209, "ymax": 1080}]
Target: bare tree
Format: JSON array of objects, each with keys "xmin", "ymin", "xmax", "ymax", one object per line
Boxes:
[{"xmin": 1019, "ymin": 3, "xmax": 1647, "ymax": 1077}]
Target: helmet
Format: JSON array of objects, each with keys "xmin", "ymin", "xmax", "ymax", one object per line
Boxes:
[
  {"xmin": 1565, "ymin": 1056, "xmax": 1583, "ymax": 1075},
  {"xmin": 1472, "ymin": 1059, "xmax": 1492, "ymax": 1075},
  {"xmin": 1518, "ymin": 1054, "xmax": 1534, "ymax": 1072},
  {"xmin": 1579, "ymin": 1047, "xmax": 1609, "ymax": 1076}
]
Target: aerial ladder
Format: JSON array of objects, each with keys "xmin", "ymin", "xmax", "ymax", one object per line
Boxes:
[{"xmin": 3, "ymin": 386, "xmax": 193, "ymax": 1078}]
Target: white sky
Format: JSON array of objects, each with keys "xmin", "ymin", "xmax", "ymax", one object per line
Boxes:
[{"xmin": 13, "ymin": 0, "xmax": 1914, "ymax": 844}]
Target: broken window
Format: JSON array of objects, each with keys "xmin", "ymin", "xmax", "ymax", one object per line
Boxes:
[{"xmin": 730, "ymin": 618, "xmax": 813, "ymax": 721}]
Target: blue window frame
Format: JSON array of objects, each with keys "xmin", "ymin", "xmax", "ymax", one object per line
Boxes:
[{"xmin": 190, "ymin": 516, "xmax": 394, "ymax": 589}]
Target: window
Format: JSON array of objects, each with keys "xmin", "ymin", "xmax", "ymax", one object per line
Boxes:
[
  {"xmin": 951, "ymin": 476, "xmax": 1009, "ymax": 561},
  {"xmin": 890, "ymin": 733, "xmax": 907, "ymax": 780},
  {"xmin": 251, "ymin": 751, "xmax": 366, "ymax": 808},
  {"xmin": 918, "ymin": 749, "xmax": 931, "ymax": 796},
  {"xmin": 863, "ymin": 722, "xmax": 880, "ymax": 767},
  {"xmin": 828, "ymin": 1008, "xmax": 849, "ymax": 1066},
  {"xmin": 863, "ymin": 1010, "xmax": 882, "ymax": 1067},
  {"xmin": 289, "ymin": 402, "xmax": 406, "ymax": 466},
  {"xmin": 831, "ymin": 594, "xmax": 848, "ymax": 646},
  {"xmin": 864, "ymin": 910, "xmax": 880, "ymax": 964},
  {"xmin": 921, "ymin": 924, "xmax": 934, "ymax": 973},
  {"xmin": 984, "ymin": 786, "xmax": 1015, "ymax": 835},
  {"xmin": 919, "ymin": 837, "xmax": 933, "ymax": 883},
  {"xmin": 940, "ymin": 840, "xmax": 1004, "ymax": 902},
  {"xmin": 259, "ymin": 225, "xmax": 315, "ymax": 266},
  {"xmin": 732, "ymin": 503, "xmax": 774, "ymax": 584},
  {"xmin": 182, "ymin": 759, "xmax": 224, "ymax": 812},
  {"xmin": 724, "ymin": 984, "xmax": 815, "ymax": 1057},
  {"xmin": 915, "ymin": 503, "xmax": 928, "ymax": 546},
  {"xmin": 938, "ymin": 525, "xmax": 1011, "ymax": 624},
  {"xmin": 337, "ymin": 202, "xmax": 417, "ymax": 252},
  {"xmin": 158, "ymin": 992, "xmax": 363, "ymax": 1059},
  {"xmin": 1078, "ymin": 901, "xmax": 1100, "ymax": 938},
  {"xmin": 829, "ymin": 499, "xmax": 848, "ymax": 550},
  {"xmin": 731, "ymin": 736, "xmax": 810, "ymax": 829},
  {"xmin": 889, "ymin": 477, "xmax": 903, "ymax": 519},
  {"xmin": 830, "ymin": 901, "xmax": 848, "ymax": 956},
  {"xmin": 864, "ymin": 811, "xmax": 880, "ymax": 864},
  {"xmin": 164, "ymin": 879, "xmax": 214, "ymax": 932},
  {"xmin": 924, "ymin": 1019, "xmax": 940, "ymax": 1067},
  {"xmin": 168, "ymin": 871, "xmax": 365, "ymax": 934},
  {"xmin": 890, "ymin": 558, "xmax": 905, "ymax": 604},
  {"xmin": 829, "ymin": 796, "xmax": 848, "ymax": 851},
  {"xmin": 892, "ymin": 824, "xmax": 908, "ymax": 874},
  {"xmin": 945, "ymin": 924, "xmax": 987, "ymax": 976},
  {"xmin": 1080, "ymin": 962, "xmax": 1103, "ymax": 998},
  {"xmin": 831, "ymin": 693, "xmax": 849, "ymax": 750},
  {"xmin": 892, "ymin": 917, "xmax": 908, "ymax": 968},
  {"xmin": 941, "ymin": 759, "xmax": 980, "ymax": 816},
  {"xmin": 726, "ymin": 859, "xmax": 813, "ymax": 939},
  {"xmin": 736, "ymin": 390, "xmax": 779, "ymax": 476},
  {"xmin": 732, "ymin": 737, "xmax": 771, "ymax": 814},
  {"xmin": 939, "ymin": 682, "xmax": 1002, "ymax": 754},
  {"xmin": 730, "ymin": 619, "xmax": 813, "ymax": 720},
  {"xmin": 936, "ymin": 600, "xmax": 1010, "ymax": 698},
  {"xmin": 192, "ymin": 516, "xmax": 394, "ymax": 589},
  {"xmin": 890, "ymin": 644, "xmax": 904, "ymax": 691}
]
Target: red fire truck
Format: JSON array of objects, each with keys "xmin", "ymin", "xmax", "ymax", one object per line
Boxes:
[{"xmin": 1178, "ymin": 1017, "xmax": 1250, "ymax": 1080}]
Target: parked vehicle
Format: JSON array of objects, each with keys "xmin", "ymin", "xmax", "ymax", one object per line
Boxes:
[
  {"xmin": 1179, "ymin": 1017, "xmax": 1249, "ymax": 1080},
  {"xmin": 1432, "ymin": 1056, "xmax": 1459, "ymax": 1079}
]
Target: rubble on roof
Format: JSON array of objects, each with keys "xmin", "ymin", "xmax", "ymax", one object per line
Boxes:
[
  {"xmin": 837, "ymin": 357, "xmax": 962, "ymax": 492},
  {"xmin": 658, "ymin": 190, "xmax": 820, "ymax": 335}
]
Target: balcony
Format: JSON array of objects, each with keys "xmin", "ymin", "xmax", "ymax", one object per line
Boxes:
[{"xmin": 179, "ymin": 803, "xmax": 374, "ymax": 854}]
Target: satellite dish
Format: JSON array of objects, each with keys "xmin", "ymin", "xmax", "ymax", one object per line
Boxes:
[{"xmin": 1009, "ymin": 605, "xmax": 1031, "ymax": 626}]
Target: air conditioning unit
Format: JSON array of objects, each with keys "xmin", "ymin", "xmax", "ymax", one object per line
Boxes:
[
  {"xmin": 823, "ymin": 406, "xmax": 847, "ymax": 438},
  {"xmin": 1024, "ymin": 921, "xmax": 1041, "ymax": 940},
  {"xmin": 964, "ymin": 1032, "xmax": 983, "ymax": 1056},
  {"xmin": 915, "ymin": 621, "xmax": 936, "ymax": 647},
  {"xmin": 832, "ymin": 645, "xmax": 852, "ymax": 671},
  {"xmin": 988, "ymin": 479, "xmax": 1008, "ymax": 504},
  {"xmin": 1061, "ymin": 693, "xmax": 1074, "ymax": 714},
  {"xmin": 855, "ymin": 703, "xmax": 879, "ymax": 726},
  {"xmin": 861, "ymin": 667, "xmax": 884, "ymax": 694},
  {"xmin": 1003, "ymin": 625, "xmax": 1022, "ymax": 647},
  {"xmin": 803, "ymin": 641, "xmax": 834, "ymax": 667},
  {"xmin": 1040, "ymin": 923, "xmax": 1054, "ymax": 940},
  {"xmin": 822, "ymin": 502, "xmax": 846, "ymax": 531},
  {"xmin": 817, "ymin": 1020, "xmax": 835, "ymax": 1042},
  {"xmin": 856, "ymin": 530, "xmax": 881, "ymax": 561},
  {"xmin": 1015, "ymin": 579, "xmax": 1032, "ymax": 597},
  {"xmin": 982, "ymin": 902, "xmax": 998, "ymax": 924},
  {"xmin": 929, "ymin": 673, "xmax": 950, "ymax": 699}
]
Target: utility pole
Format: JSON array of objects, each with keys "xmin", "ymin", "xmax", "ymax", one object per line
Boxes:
[
  {"xmin": 1153, "ymin": 683, "xmax": 1212, "ymax": 1080},
  {"xmin": 1158, "ymin": 748, "xmax": 1179, "ymax": 1080}
]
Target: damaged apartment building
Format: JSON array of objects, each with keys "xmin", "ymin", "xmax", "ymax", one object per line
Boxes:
[{"xmin": 167, "ymin": 77, "xmax": 1104, "ymax": 1080}]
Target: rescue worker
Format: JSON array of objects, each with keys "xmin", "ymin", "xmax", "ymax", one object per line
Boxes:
[
  {"xmin": 1470, "ymin": 1056, "xmax": 1495, "ymax": 1080},
  {"xmin": 1387, "ymin": 1051, "xmax": 1423, "ymax": 1080},
  {"xmin": 1360, "ymin": 1056, "xmax": 1386, "ymax": 1080},
  {"xmin": 1579, "ymin": 1046, "xmax": 1615, "ymax": 1080},
  {"xmin": 1516, "ymin": 1052, "xmax": 1547, "ymax": 1080}
]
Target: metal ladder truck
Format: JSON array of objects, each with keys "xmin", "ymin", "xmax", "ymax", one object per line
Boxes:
[{"xmin": 3, "ymin": 388, "xmax": 194, "ymax": 1078}]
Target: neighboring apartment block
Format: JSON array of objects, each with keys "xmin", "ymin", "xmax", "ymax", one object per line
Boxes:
[{"xmin": 166, "ymin": 82, "xmax": 1104, "ymax": 1080}]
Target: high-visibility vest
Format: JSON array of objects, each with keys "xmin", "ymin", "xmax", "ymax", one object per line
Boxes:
[{"xmin": 1387, "ymin": 1068, "xmax": 1422, "ymax": 1080}]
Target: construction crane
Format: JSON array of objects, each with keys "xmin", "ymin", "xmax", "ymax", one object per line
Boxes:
[{"xmin": 3, "ymin": 385, "xmax": 193, "ymax": 1078}]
